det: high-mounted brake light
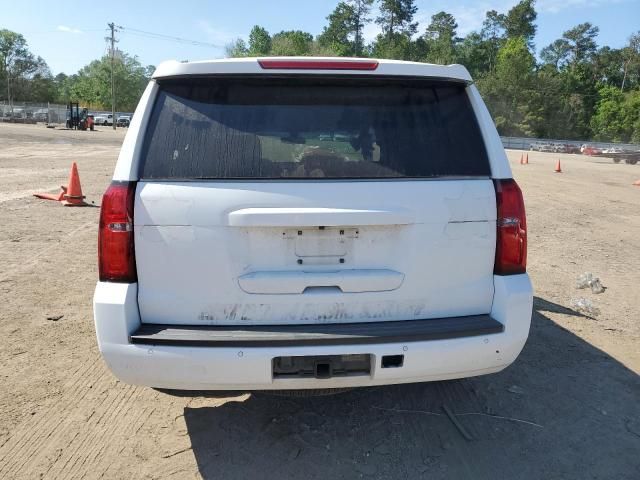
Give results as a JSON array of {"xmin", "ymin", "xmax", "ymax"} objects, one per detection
[
  {"xmin": 494, "ymin": 179, "xmax": 527, "ymax": 275},
  {"xmin": 98, "ymin": 182, "xmax": 137, "ymax": 282},
  {"xmin": 258, "ymin": 59, "xmax": 379, "ymax": 71}
]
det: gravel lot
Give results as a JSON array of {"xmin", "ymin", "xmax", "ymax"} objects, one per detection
[{"xmin": 0, "ymin": 123, "xmax": 638, "ymax": 479}]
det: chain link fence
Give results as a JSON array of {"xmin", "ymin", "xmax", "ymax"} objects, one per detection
[
  {"xmin": 501, "ymin": 136, "xmax": 640, "ymax": 153},
  {"xmin": 0, "ymin": 101, "xmax": 133, "ymax": 127},
  {"xmin": 0, "ymin": 101, "xmax": 67, "ymax": 125}
]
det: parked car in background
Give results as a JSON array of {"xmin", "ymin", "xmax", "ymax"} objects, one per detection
[
  {"xmin": 94, "ymin": 58, "xmax": 533, "ymax": 393},
  {"xmin": 602, "ymin": 147, "xmax": 623, "ymax": 154},
  {"xmin": 539, "ymin": 143, "xmax": 555, "ymax": 152},
  {"xmin": 116, "ymin": 116, "xmax": 131, "ymax": 127},
  {"xmin": 565, "ymin": 144, "xmax": 581, "ymax": 154},
  {"xmin": 94, "ymin": 114, "xmax": 114, "ymax": 126},
  {"xmin": 33, "ymin": 109, "xmax": 49, "ymax": 122},
  {"xmin": 530, "ymin": 142, "xmax": 554, "ymax": 152},
  {"xmin": 9, "ymin": 108, "xmax": 26, "ymax": 119},
  {"xmin": 581, "ymin": 145, "xmax": 602, "ymax": 156}
]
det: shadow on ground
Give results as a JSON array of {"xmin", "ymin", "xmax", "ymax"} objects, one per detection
[{"xmin": 182, "ymin": 297, "xmax": 640, "ymax": 479}]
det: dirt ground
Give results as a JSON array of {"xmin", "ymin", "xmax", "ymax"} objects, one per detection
[{"xmin": 0, "ymin": 122, "xmax": 638, "ymax": 479}]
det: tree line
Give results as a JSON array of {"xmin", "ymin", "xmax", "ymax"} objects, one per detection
[
  {"xmin": 2, "ymin": 0, "xmax": 639, "ymax": 141},
  {"xmin": 226, "ymin": 0, "xmax": 640, "ymax": 143},
  {"xmin": 0, "ymin": 29, "xmax": 153, "ymax": 112}
]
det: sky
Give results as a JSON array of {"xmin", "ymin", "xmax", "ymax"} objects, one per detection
[{"xmin": 3, "ymin": 0, "xmax": 639, "ymax": 75}]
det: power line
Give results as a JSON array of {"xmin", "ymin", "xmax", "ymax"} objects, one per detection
[{"xmin": 119, "ymin": 26, "xmax": 224, "ymax": 49}]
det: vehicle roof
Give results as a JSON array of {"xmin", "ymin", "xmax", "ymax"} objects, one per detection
[{"xmin": 152, "ymin": 57, "xmax": 473, "ymax": 82}]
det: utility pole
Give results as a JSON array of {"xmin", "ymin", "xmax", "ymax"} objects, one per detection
[
  {"xmin": 107, "ymin": 23, "xmax": 117, "ymax": 130},
  {"xmin": 3, "ymin": 57, "xmax": 12, "ymax": 116}
]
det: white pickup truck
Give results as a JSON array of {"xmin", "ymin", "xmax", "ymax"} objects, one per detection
[
  {"xmin": 94, "ymin": 57, "xmax": 532, "ymax": 392},
  {"xmin": 94, "ymin": 113, "xmax": 113, "ymax": 126}
]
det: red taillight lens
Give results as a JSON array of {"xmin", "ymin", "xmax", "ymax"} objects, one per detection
[
  {"xmin": 494, "ymin": 179, "xmax": 527, "ymax": 275},
  {"xmin": 258, "ymin": 59, "xmax": 379, "ymax": 70},
  {"xmin": 98, "ymin": 182, "xmax": 137, "ymax": 282}
]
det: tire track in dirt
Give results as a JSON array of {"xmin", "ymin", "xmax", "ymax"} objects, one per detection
[
  {"xmin": 0, "ymin": 358, "xmax": 106, "ymax": 475},
  {"xmin": 0, "ymin": 355, "xmax": 103, "ymax": 451},
  {"xmin": 0, "ymin": 220, "xmax": 95, "ymax": 281},
  {"xmin": 0, "ymin": 357, "xmax": 157, "ymax": 479},
  {"xmin": 50, "ymin": 384, "xmax": 139, "ymax": 479}
]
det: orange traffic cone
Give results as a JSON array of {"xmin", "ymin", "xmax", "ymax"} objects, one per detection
[
  {"xmin": 554, "ymin": 159, "xmax": 562, "ymax": 173},
  {"xmin": 33, "ymin": 162, "xmax": 88, "ymax": 206},
  {"xmin": 61, "ymin": 163, "xmax": 87, "ymax": 206},
  {"xmin": 33, "ymin": 187, "xmax": 66, "ymax": 202},
  {"xmin": 519, "ymin": 153, "xmax": 524, "ymax": 164},
  {"xmin": 524, "ymin": 153, "xmax": 529, "ymax": 164}
]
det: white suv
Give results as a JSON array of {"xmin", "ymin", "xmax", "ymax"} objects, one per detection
[{"xmin": 94, "ymin": 57, "xmax": 532, "ymax": 391}]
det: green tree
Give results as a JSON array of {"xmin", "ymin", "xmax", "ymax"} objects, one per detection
[
  {"xmin": 541, "ymin": 23, "xmax": 599, "ymax": 70},
  {"xmin": 11, "ymin": 56, "xmax": 55, "ymax": 102},
  {"xmin": 318, "ymin": 2, "xmax": 358, "ymax": 56},
  {"xmin": 270, "ymin": 30, "xmax": 314, "ymax": 56},
  {"xmin": 373, "ymin": 0, "xmax": 417, "ymax": 60},
  {"xmin": 621, "ymin": 32, "xmax": 640, "ymax": 90},
  {"xmin": 540, "ymin": 39, "xmax": 571, "ymax": 69},
  {"xmin": 422, "ymin": 11, "xmax": 458, "ymax": 65},
  {"xmin": 350, "ymin": 0, "xmax": 374, "ymax": 56},
  {"xmin": 225, "ymin": 38, "xmax": 248, "ymax": 58},
  {"xmin": 481, "ymin": 10, "xmax": 506, "ymax": 72},
  {"xmin": 456, "ymin": 32, "xmax": 486, "ymax": 77},
  {"xmin": 531, "ymin": 65, "xmax": 574, "ymax": 138},
  {"xmin": 477, "ymin": 37, "xmax": 538, "ymax": 136},
  {"xmin": 591, "ymin": 86, "xmax": 640, "ymax": 142},
  {"xmin": 0, "ymin": 29, "xmax": 40, "ymax": 104},
  {"xmin": 539, "ymin": 23, "xmax": 601, "ymax": 138},
  {"xmin": 502, "ymin": 0, "xmax": 537, "ymax": 48},
  {"xmin": 372, "ymin": 32, "xmax": 414, "ymax": 60},
  {"xmin": 592, "ymin": 46, "xmax": 625, "ymax": 87},
  {"xmin": 54, "ymin": 73, "xmax": 72, "ymax": 102},
  {"xmin": 456, "ymin": 9, "xmax": 506, "ymax": 77},
  {"xmin": 318, "ymin": 0, "xmax": 374, "ymax": 57},
  {"xmin": 376, "ymin": 0, "xmax": 418, "ymax": 38},
  {"xmin": 70, "ymin": 53, "xmax": 152, "ymax": 111},
  {"xmin": 248, "ymin": 26, "xmax": 271, "ymax": 56},
  {"xmin": 563, "ymin": 22, "xmax": 599, "ymax": 65}
]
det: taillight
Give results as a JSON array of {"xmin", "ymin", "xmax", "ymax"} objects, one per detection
[
  {"xmin": 258, "ymin": 59, "xmax": 379, "ymax": 70},
  {"xmin": 98, "ymin": 182, "xmax": 137, "ymax": 282},
  {"xmin": 494, "ymin": 179, "xmax": 527, "ymax": 275}
]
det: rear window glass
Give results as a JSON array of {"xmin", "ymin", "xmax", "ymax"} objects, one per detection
[{"xmin": 139, "ymin": 76, "xmax": 490, "ymax": 179}]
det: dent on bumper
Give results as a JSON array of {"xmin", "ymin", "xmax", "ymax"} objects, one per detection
[{"xmin": 93, "ymin": 276, "xmax": 532, "ymax": 390}]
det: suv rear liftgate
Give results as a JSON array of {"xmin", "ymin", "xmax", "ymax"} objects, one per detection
[{"xmin": 132, "ymin": 76, "xmax": 498, "ymax": 333}]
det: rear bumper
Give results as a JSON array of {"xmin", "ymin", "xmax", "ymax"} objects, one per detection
[{"xmin": 93, "ymin": 275, "xmax": 532, "ymax": 390}]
